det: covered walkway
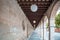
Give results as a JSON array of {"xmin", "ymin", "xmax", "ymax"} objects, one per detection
[{"xmin": 0, "ymin": 0, "xmax": 60, "ymax": 40}]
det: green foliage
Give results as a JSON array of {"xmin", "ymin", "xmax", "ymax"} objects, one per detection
[
  {"xmin": 46, "ymin": 23, "xmax": 48, "ymax": 28},
  {"xmin": 55, "ymin": 12, "xmax": 60, "ymax": 28}
]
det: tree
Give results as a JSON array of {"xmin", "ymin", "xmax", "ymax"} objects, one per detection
[{"xmin": 55, "ymin": 12, "xmax": 60, "ymax": 28}]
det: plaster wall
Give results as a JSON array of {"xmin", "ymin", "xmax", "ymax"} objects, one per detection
[{"xmin": 0, "ymin": 0, "xmax": 34, "ymax": 40}]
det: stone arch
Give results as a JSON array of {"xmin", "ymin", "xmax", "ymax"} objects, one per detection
[
  {"xmin": 44, "ymin": 16, "xmax": 48, "ymax": 27},
  {"xmin": 50, "ymin": 1, "xmax": 60, "ymax": 27},
  {"xmin": 50, "ymin": 1, "xmax": 60, "ymax": 20},
  {"xmin": 45, "ymin": 0, "xmax": 59, "ymax": 19},
  {"xmin": 50, "ymin": 1, "xmax": 60, "ymax": 40}
]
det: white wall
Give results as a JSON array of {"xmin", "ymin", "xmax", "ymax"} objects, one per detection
[{"xmin": 0, "ymin": 0, "xmax": 34, "ymax": 40}]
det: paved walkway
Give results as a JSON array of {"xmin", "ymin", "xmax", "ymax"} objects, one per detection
[
  {"xmin": 28, "ymin": 32, "xmax": 41, "ymax": 40},
  {"xmin": 28, "ymin": 27, "xmax": 60, "ymax": 40}
]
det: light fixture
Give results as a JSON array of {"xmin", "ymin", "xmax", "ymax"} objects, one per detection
[
  {"xmin": 33, "ymin": 20, "xmax": 36, "ymax": 23},
  {"xmin": 31, "ymin": 4, "xmax": 38, "ymax": 12}
]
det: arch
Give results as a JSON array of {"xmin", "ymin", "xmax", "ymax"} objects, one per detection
[
  {"xmin": 50, "ymin": 1, "xmax": 60, "ymax": 40},
  {"xmin": 50, "ymin": 1, "xmax": 60, "ymax": 27},
  {"xmin": 50, "ymin": 1, "xmax": 60, "ymax": 20},
  {"xmin": 44, "ymin": 16, "xmax": 48, "ymax": 26}
]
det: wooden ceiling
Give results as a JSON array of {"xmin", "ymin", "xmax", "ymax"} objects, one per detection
[{"xmin": 17, "ymin": 0, "xmax": 54, "ymax": 28}]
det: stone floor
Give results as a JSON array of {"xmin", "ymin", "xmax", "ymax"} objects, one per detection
[
  {"xmin": 28, "ymin": 27, "xmax": 60, "ymax": 40},
  {"xmin": 28, "ymin": 32, "xmax": 41, "ymax": 40}
]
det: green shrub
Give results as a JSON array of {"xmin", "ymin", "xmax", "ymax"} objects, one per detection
[{"xmin": 55, "ymin": 12, "xmax": 60, "ymax": 28}]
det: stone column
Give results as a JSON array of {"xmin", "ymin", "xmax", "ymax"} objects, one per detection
[
  {"xmin": 27, "ymin": 24, "xmax": 28, "ymax": 38},
  {"xmin": 50, "ymin": 18, "xmax": 55, "ymax": 40},
  {"xmin": 48, "ymin": 17, "xmax": 50, "ymax": 40},
  {"xmin": 42, "ymin": 18, "xmax": 44, "ymax": 40},
  {"xmin": 40, "ymin": 21, "xmax": 43, "ymax": 40}
]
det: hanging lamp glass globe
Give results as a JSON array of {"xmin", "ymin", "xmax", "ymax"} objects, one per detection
[{"xmin": 31, "ymin": 4, "xmax": 38, "ymax": 12}]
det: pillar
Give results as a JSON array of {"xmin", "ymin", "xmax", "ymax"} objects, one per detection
[
  {"xmin": 50, "ymin": 18, "xmax": 55, "ymax": 40},
  {"xmin": 27, "ymin": 24, "xmax": 28, "ymax": 38},
  {"xmin": 48, "ymin": 17, "xmax": 50, "ymax": 40},
  {"xmin": 42, "ymin": 18, "xmax": 44, "ymax": 40}
]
